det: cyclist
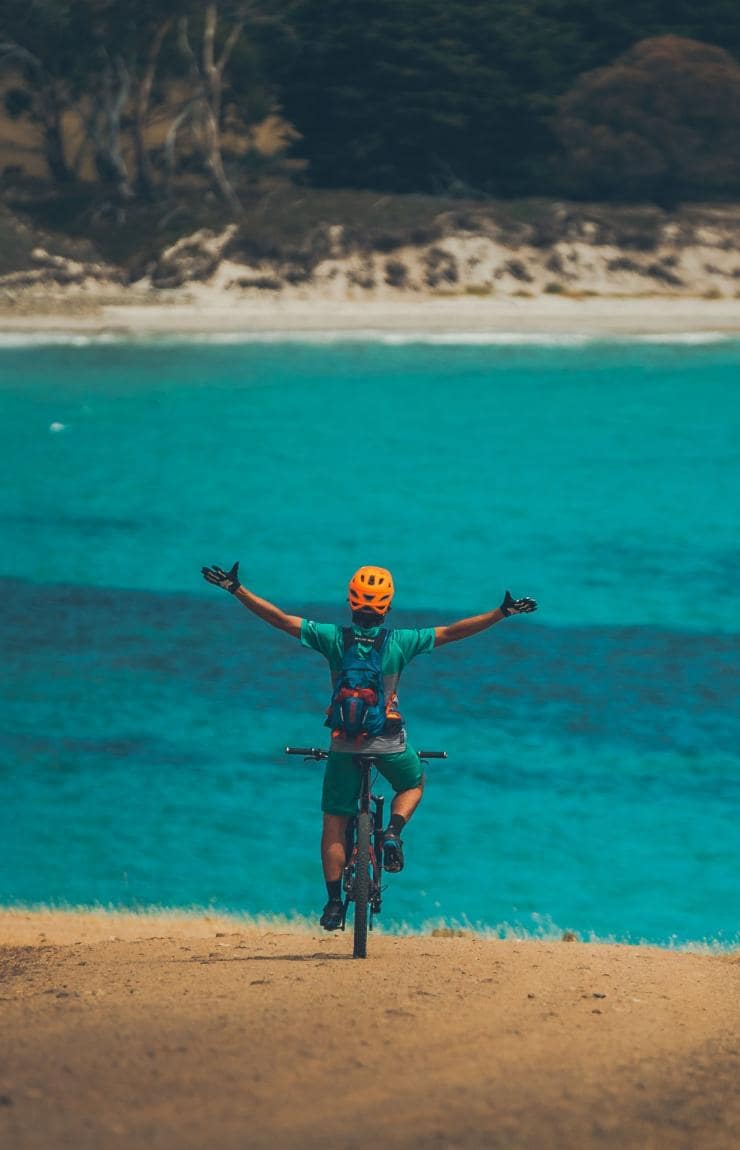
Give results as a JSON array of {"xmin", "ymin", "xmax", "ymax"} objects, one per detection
[{"xmin": 201, "ymin": 561, "xmax": 537, "ymax": 930}]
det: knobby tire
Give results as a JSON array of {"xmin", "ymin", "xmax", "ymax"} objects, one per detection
[{"xmin": 353, "ymin": 811, "xmax": 371, "ymax": 959}]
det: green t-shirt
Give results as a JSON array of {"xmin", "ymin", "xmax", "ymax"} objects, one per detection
[
  {"xmin": 300, "ymin": 620, "xmax": 435, "ymax": 690},
  {"xmin": 300, "ymin": 620, "xmax": 436, "ymax": 752}
]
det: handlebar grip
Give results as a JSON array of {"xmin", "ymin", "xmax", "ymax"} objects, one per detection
[{"xmin": 417, "ymin": 750, "xmax": 447, "ymax": 759}]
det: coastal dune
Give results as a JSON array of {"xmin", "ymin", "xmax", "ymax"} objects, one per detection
[{"xmin": 1, "ymin": 910, "xmax": 738, "ymax": 1149}]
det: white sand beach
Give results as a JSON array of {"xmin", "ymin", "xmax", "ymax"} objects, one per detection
[{"xmin": 1, "ymin": 290, "xmax": 739, "ymax": 340}]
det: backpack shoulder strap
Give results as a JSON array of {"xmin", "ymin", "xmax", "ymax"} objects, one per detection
[
  {"xmin": 373, "ymin": 628, "xmax": 388, "ymax": 653},
  {"xmin": 342, "ymin": 627, "xmax": 356, "ymax": 653}
]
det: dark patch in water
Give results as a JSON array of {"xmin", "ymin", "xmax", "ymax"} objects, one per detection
[
  {"xmin": 0, "ymin": 513, "xmax": 152, "ymax": 533},
  {"xmin": 2, "ymin": 582, "xmax": 737, "ymax": 765}
]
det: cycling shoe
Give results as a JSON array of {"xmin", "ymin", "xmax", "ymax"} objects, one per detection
[
  {"xmin": 382, "ymin": 829, "xmax": 405, "ymax": 873},
  {"xmin": 319, "ymin": 898, "xmax": 344, "ymax": 931}
]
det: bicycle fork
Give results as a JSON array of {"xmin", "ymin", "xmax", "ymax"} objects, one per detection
[{"xmin": 340, "ymin": 793, "xmax": 385, "ymax": 931}]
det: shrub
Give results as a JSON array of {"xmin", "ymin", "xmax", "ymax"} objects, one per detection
[
  {"xmin": 236, "ymin": 275, "xmax": 283, "ymax": 290},
  {"xmin": 424, "ymin": 247, "xmax": 459, "ymax": 288},
  {"xmin": 347, "ymin": 261, "xmax": 376, "ymax": 289},
  {"xmin": 409, "ymin": 224, "xmax": 443, "ymax": 247},
  {"xmin": 504, "ymin": 258, "xmax": 534, "ymax": 283},
  {"xmin": 372, "ymin": 233, "xmax": 405, "ymax": 253},
  {"xmin": 384, "ymin": 258, "xmax": 408, "ymax": 288},
  {"xmin": 646, "ymin": 262, "xmax": 683, "ymax": 286},
  {"xmin": 555, "ymin": 36, "xmax": 740, "ymax": 203},
  {"xmin": 607, "ymin": 256, "xmax": 641, "ymax": 273},
  {"xmin": 283, "ymin": 265, "xmax": 313, "ymax": 285}
]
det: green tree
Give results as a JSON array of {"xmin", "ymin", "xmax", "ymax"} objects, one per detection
[
  {"xmin": 280, "ymin": 0, "xmax": 740, "ymax": 195},
  {"xmin": 555, "ymin": 35, "xmax": 740, "ymax": 203},
  {"xmin": 538, "ymin": 0, "xmax": 740, "ymax": 67},
  {"xmin": 281, "ymin": 0, "xmax": 562, "ymax": 193}
]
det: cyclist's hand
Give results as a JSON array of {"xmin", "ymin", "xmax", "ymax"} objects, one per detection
[
  {"xmin": 202, "ymin": 561, "xmax": 241, "ymax": 594},
  {"xmin": 500, "ymin": 589, "xmax": 537, "ymax": 616}
]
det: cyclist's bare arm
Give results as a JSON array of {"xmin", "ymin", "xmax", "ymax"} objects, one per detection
[
  {"xmin": 201, "ymin": 561, "xmax": 302, "ymax": 638},
  {"xmin": 434, "ymin": 590, "xmax": 537, "ymax": 647},
  {"xmin": 233, "ymin": 586, "xmax": 302, "ymax": 636}
]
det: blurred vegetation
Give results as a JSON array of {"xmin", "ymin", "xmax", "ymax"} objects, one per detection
[
  {"xmin": 555, "ymin": 36, "xmax": 740, "ymax": 206},
  {"xmin": 8, "ymin": 182, "xmax": 496, "ymax": 275},
  {"xmin": 0, "ymin": 203, "xmax": 37, "ymax": 273},
  {"xmin": 2, "ymin": 0, "xmax": 740, "ymax": 249},
  {"xmin": 282, "ymin": 0, "xmax": 740, "ymax": 198}
]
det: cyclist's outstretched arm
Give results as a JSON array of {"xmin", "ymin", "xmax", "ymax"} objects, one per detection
[
  {"xmin": 434, "ymin": 590, "xmax": 537, "ymax": 647},
  {"xmin": 201, "ymin": 561, "xmax": 302, "ymax": 637}
]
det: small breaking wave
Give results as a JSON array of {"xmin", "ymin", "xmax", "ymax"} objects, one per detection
[
  {"xmin": 0, "ymin": 332, "xmax": 129, "ymax": 348},
  {"xmin": 0, "ymin": 328, "xmax": 735, "ymax": 349},
  {"xmin": 633, "ymin": 332, "xmax": 730, "ymax": 345},
  {"xmin": 378, "ymin": 331, "xmax": 596, "ymax": 346}
]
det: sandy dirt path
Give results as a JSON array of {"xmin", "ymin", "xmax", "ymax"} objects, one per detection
[{"xmin": 1, "ymin": 911, "xmax": 739, "ymax": 1150}]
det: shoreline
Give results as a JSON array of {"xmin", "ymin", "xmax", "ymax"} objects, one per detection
[
  {"xmin": 0, "ymin": 905, "xmax": 737, "ymax": 952},
  {"xmin": 1, "ymin": 292, "xmax": 740, "ymax": 339},
  {"xmin": 2, "ymin": 908, "xmax": 739, "ymax": 1149}
]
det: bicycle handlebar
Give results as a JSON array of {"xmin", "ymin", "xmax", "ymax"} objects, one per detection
[{"xmin": 285, "ymin": 746, "xmax": 447, "ymax": 761}]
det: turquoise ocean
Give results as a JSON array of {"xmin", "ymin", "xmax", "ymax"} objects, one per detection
[{"xmin": 1, "ymin": 331, "xmax": 738, "ymax": 946}]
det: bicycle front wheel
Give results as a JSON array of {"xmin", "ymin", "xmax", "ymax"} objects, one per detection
[{"xmin": 352, "ymin": 811, "xmax": 371, "ymax": 959}]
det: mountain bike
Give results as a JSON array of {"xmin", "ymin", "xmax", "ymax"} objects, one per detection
[{"xmin": 285, "ymin": 746, "xmax": 447, "ymax": 959}]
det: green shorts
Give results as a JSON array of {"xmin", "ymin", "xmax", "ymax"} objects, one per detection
[{"xmin": 321, "ymin": 743, "xmax": 425, "ymax": 815}]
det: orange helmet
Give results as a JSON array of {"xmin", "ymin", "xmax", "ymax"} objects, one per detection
[{"xmin": 348, "ymin": 566, "xmax": 395, "ymax": 615}]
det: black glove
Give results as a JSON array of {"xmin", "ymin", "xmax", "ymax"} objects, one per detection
[
  {"xmin": 500, "ymin": 589, "xmax": 537, "ymax": 617},
  {"xmin": 202, "ymin": 561, "xmax": 241, "ymax": 594}
]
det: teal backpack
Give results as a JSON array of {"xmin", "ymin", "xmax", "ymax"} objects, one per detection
[{"xmin": 325, "ymin": 628, "xmax": 390, "ymax": 740}]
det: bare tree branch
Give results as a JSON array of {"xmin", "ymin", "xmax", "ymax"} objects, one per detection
[
  {"xmin": 164, "ymin": 100, "xmax": 197, "ymax": 191},
  {"xmin": 92, "ymin": 51, "xmax": 133, "ymax": 198},
  {"xmin": 134, "ymin": 17, "xmax": 173, "ymax": 199},
  {"xmin": 174, "ymin": 4, "xmax": 247, "ymax": 210}
]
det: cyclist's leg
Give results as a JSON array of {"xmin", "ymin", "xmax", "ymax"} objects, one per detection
[
  {"xmin": 320, "ymin": 751, "xmax": 361, "ymax": 880},
  {"xmin": 390, "ymin": 780, "xmax": 424, "ymax": 821},
  {"xmin": 377, "ymin": 742, "xmax": 425, "ymax": 818},
  {"xmin": 320, "ymin": 752, "xmax": 362, "ymax": 930},
  {"xmin": 376, "ymin": 743, "xmax": 425, "ymax": 872},
  {"xmin": 321, "ymin": 816, "xmax": 349, "ymax": 881}
]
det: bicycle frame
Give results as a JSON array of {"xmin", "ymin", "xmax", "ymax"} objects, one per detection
[
  {"xmin": 340, "ymin": 755, "xmax": 385, "ymax": 954},
  {"xmin": 285, "ymin": 745, "xmax": 447, "ymax": 958}
]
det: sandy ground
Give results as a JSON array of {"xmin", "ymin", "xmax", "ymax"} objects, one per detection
[
  {"xmin": 1, "ymin": 288, "xmax": 740, "ymax": 338},
  {"xmin": 1, "ymin": 910, "xmax": 738, "ymax": 1150}
]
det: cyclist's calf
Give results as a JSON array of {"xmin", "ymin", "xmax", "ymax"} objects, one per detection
[
  {"xmin": 321, "ymin": 813, "xmax": 351, "ymax": 882},
  {"xmin": 390, "ymin": 780, "xmax": 425, "ymax": 823}
]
